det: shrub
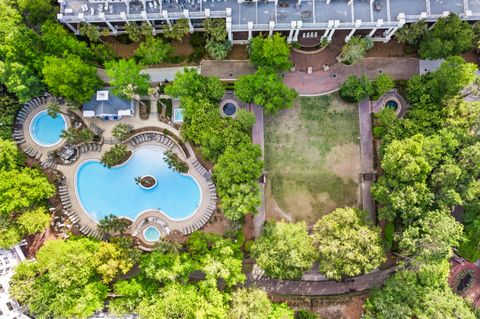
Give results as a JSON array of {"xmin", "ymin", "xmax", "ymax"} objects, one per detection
[
  {"xmin": 134, "ymin": 37, "xmax": 172, "ymax": 65},
  {"xmin": 339, "ymin": 75, "xmax": 374, "ymax": 102},
  {"xmin": 60, "ymin": 127, "xmax": 93, "ymax": 144},
  {"xmin": 205, "ymin": 39, "xmax": 232, "ymax": 60},
  {"xmin": 372, "ymin": 73, "xmax": 395, "ymax": 100},
  {"xmin": 101, "ymin": 144, "xmax": 130, "ymax": 168},
  {"xmin": 163, "ymin": 150, "xmax": 188, "ymax": 173},
  {"xmin": 112, "ymin": 123, "xmax": 133, "ymax": 141},
  {"xmin": 339, "ymin": 36, "xmax": 373, "ymax": 65}
]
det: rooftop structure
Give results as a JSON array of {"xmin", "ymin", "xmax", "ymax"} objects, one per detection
[
  {"xmin": 82, "ymin": 87, "xmax": 134, "ymax": 120},
  {"xmin": 58, "ymin": 0, "xmax": 480, "ymax": 43},
  {"xmin": 0, "ymin": 246, "xmax": 30, "ymax": 319}
]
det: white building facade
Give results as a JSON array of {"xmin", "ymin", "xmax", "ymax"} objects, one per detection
[{"xmin": 57, "ymin": 0, "xmax": 480, "ymax": 43}]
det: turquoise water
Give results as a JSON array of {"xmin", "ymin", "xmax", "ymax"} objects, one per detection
[
  {"xmin": 76, "ymin": 146, "xmax": 201, "ymax": 221},
  {"xmin": 173, "ymin": 109, "xmax": 184, "ymax": 122},
  {"xmin": 144, "ymin": 226, "xmax": 161, "ymax": 242},
  {"xmin": 29, "ymin": 110, "xmax": 66, "ymax": 147}
]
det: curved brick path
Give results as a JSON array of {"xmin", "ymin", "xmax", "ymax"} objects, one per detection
[
  {"xmin": 284, "ymin": 57, "xmax": 419, "ymax": 96},
  {"xmin": 247, "ymin": 267, "xmax": 396, "ymax": 296}
]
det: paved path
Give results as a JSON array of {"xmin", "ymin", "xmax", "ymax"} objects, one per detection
[
  {"xmin": 358, "ymin": 99, "xmax": 376, "ymax": 222},
  {"xmin": 247, "ymin": 267, "xmax": 396, "ymax": 296},
  {"xmin": 283, "ymin": 57, "xmax": 419, "ymax": 96}
]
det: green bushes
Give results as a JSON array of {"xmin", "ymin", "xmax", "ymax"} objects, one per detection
[
  {"xmin": 111, "ymin": 123, "xmax": 133, "ymax": 141},
  {"xmin": 339, "ymin": 73, "xmax": 395, "ymax": 102},
  {"xmin": 339, "ymin": 36, "xmax": 373, "ymax": 65},
  {"xmin": 134, "ymin": 37, "xmax": 172, "ymax": 65},
  {"xmin": 163, "ymin": 150, "xmax": 189, "ymax": 173},
  {"xmin": 0, "ymin": 92, "xmax": 21, "ymax": 140},
  {"xmin": 206, "ymin": 39, "xmax": 232, "ymax": 60},
  {"xmin": 60, "ymin": 127, "xmax": 94, "ymax": 144},
  {"xmin": 101, "ymin": 144, "xmax": 130, "ymax": 168}
]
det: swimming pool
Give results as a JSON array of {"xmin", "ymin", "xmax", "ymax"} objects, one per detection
[
  {"xmin": 75, "ymin": 146, "xmax": 201, "ymax": 222},
  {"xmin": 29, "ymin": 110, "xmax": 66, "ymax": 147},
  {"xmin": 143, "ymin": 226, "xmax": 161, "ymax": 242},
  {"xmin": 173, "ymin": 109, "xmax": 184, "ymax": 122}
]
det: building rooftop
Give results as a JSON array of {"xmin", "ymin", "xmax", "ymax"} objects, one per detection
[
  {"xmin": 82, "ymin": 87, "xmax": 133, "ymax": 117},
  {"xmin": 58, "ymin": 0, "xmax": 480, "ymax": 31}
]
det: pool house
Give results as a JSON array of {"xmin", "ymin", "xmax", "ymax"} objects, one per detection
[{"xmin": 82, "ymin": 88, "xmax": 134, "ymax": 120}]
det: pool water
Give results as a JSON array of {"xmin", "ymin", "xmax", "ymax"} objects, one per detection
[
  {"xmin": 173, "ymin": 109, "xmax": 184, "ymax": 122},
  {"xmin": 29, "ymin": 110, "xmax": 66, "ymax": 147},
  {"xmin": 144, "ymin": 226, "xmax": 161, "ymax": 242},
  {"xmin": 76, "ymin": 146, "xmax": 201, "ymax": 221},
  {"xmin": 223, "ymin": 103, "xmax": 237, "ymax": 116},
  {"xmin": 385, "ymin": 100, "xmax": 399, "ymax": 111}
]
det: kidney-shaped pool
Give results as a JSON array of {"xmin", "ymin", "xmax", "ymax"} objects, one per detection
[{"xmin": 75, "ymin": 146, "xmax": 202, "ymax": 222}]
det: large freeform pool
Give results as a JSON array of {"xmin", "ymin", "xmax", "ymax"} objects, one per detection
[
  {"xmin": 75, "ymin": 146, "xmax": 201, "ymax": 221},
  {"xmin": 29, "ymin": 110, "xmax": 66, "ymax": 147}
]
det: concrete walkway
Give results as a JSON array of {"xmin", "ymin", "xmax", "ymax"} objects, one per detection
[
  {"xmin": 247, "ymin": 266, "xmax": 396, "ymax": 296},
  {"xmin": 358, "ymin": 99, "xmax": 376, "ymax": 222}
]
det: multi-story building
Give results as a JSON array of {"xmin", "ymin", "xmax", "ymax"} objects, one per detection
[
  {"xmin": 0, "ymin": 246, "xmax": 30, "ymax": 319},
  {"xmin": 57, "ymin": 0, "xmax": 480, "ymax": 43}
]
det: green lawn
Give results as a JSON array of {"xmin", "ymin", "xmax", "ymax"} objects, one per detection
[{"xmin": 264, "ymin": 94, "xmax": 361, "ymax": 224}]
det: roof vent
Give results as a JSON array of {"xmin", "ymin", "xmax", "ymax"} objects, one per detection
[{"xmin": 96, "ymin": 90, "xmax": 109, "ymax": 101}]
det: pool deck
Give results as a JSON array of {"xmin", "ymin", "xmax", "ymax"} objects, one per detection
[{"xmin": 15, "ymin": 96, "xmax": 216, "ymax": 242}]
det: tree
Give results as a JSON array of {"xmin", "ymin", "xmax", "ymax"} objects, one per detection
[
  {"xmin": 17, "ymin": 207, "xmax": 51, "ymax": 235},
  {"xmin": 339, "ymin": 36, "xmax": 373, "ymax": 65},
  {"xmin": 111, "ymin": 123, "xmax": 133, "ymax": 141},
  {"xmin": 98, "ymin": 214, "xmax": 130, "ymax": 235},
  {"xmin": 0, "ymin": 139, "xmax": 23, "ymax": 170},
  {"xmin": 214, "ymin": 142, "xmax": 263, "ymax": 193},
  {"xmin": 60, "ymin": 127, "xmax": 93, "ymax": 144},
  {"xmin": 206, "ymin": 39, "xmax": 232, "ymax": 60},
  {"xmin": 339, "ymin": 75, "xmax": 373, "ymax": 103},
  {"xmin": 101, "ymin": 144, "xmax": 130, "ymax": 168},
  {"xmin": 312, "ymin": 207, "xmax": 385, "ymax": 280},
  {"xmin": 372, "ymin": 73, "xmax": 395, "ymax": 100},
  {"xmin": 42, "ymin": 55, "xmax": 101, "ymax": 104},
  {"xmin": 16, "ymin": 0, "xmax": 55, "ymax": 27},
  {"xmin": 163, "ymin": 150, "xmax": 189, "ymax": 173},
  {"xmin": 230, "ymin": 288, "xmax": 272, "ymax": 319},
  {"xmin": 0, "ymin": 168, "xmax": 55, "ymax": 216},
  {"xmin": 0, "ymin": 93, "xmax": 22, "ymax": 139},
  {"xmin": 94, "ymin": 242, "xmax": 134, "ymax": 283},
  {"xmin": 134, "ymin": 37, "xmax": 172, "ymax": 65},
  {"xmin": 249, "ymin": 33, "xmax": 292, "ymax": 71},
  {"xmin": 165, "ymin": 68, "xmax": 225, "ymax": 102},
  {"xmin": 458, "ymin": 219, "xmax": 480, "ymax": 261},
  {"xmin": 203, "ymin": 18, "xmax": 227, "ymax": 42},
  {"xmin": 105, "ymin": 59, "xmax": 151, "ymax": 98},
  {"xmin": 220, "ymin": 182, "xmax": 261, "ymax": 221},
  {"xmin": 398, "ymin": 210, "xmax": 463, "ymax": 263},
  {"xmin": 0, "ymin": 61, "xmax": 44, "ymax": 103},
  {"xmin": 47, "ymin": 102, "xmax": 61, "ymax": 118},
  {"xmin": 395, "ymin": 20, "xmax": 428, "ymax": 46},
  {"xmin": 162, "ymin": 18, "xmax": 190, "ymax": 42},
  {"xmin": 80, "ymin": 22, "xmax": 101, "ymax": 43},
  {"xmin": 251, "ymin": 221, "xmax": 317, "ymax": 279},
  {"xmin": 235, "ymin": 109, "xmax": 256, "ymax": 131},
  {"xmin": 363, "ymin": 262, "xmax": 476, "ymax": 319},
  {"xmin": 9, "ymin": 239, "xmax": 111, "ymax": 319},
  {"xmin": 418, "ymin": 13, "xmax": 474, "ymax": 59},
  {"xmin": 234, "ymin": 67, "xmax": 297, "ymax": 114},
  {"xmin": 125, "ymin": 22, "xmax": 153, "ymax": 42}
]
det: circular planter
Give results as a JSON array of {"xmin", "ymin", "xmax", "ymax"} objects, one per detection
[
  {"xmin": 138, "ymin": 175, "xmax": 157, "ymax": 189},
  {"xmin": 220, "ymin": 99, "xmax": 239, "ymax": 118}
]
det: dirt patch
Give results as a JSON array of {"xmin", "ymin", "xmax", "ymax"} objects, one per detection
[
  {"xmin": 227, "ymin": 45, "xmax": 248, "ymax": 60},
  {"xmin": 325, "ymin": 143, "xmax": 361, "ymax": 183},
  {"xmin": 103, "ymin": 37, "xmax": 139, "ymax": 59},
  {"xmin": 366, "ymin": 41, "xmax": 418, "ymax": 58}
]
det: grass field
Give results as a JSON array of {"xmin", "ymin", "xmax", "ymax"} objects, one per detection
[{"xmin": 264, "ymin": 94, "xmax": 361, "ymax": 225}]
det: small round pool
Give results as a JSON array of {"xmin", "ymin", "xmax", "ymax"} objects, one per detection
[
  {"xmin": 143, "ymin": 226, "xmax": 161, "ymax": 242},
  {"xmin": 222, "ymin": 102, "xmax": 238, "ymax": 116},
  {"xmin": 385, "ymin": 100, "xmax": 399, "ymax": 111},
  {"xmin": 29, "ymin": 110, "xmax": 66, "ymax": 147}
]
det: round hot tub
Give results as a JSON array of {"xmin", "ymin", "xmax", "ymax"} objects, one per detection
[
  {"xmin": 222, "ymin": 102, "xmax": 238, "ymax": 117},
  {"xmin": 143, "ymin": 226, "xmax": 161, "ymax": 242},
  {"xmin": 385, "ymin": 99, "xmax": 399, "ymax": 111}
]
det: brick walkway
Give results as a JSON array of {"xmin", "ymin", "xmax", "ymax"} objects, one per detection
[{"xmin": 283, "ymin": 57, "xmax": 419, "ymax": 96}]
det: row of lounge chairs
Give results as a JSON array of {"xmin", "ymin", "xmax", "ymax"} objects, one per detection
[
  {"xmin": 77, "ymin": 143, "xmax": 102, "ymax": 154},
  {"xmin": 182, "ymin": 203, "xmax": 216, "ymax": 235},
  {"xmin": 129, "ymin": 132, "xmax": 176, "ymax": 150},
  {"xmin": 191, "ymin": 159, "xmax": 209, "ymax": 178},
  {"xmin": 21, "ymin": 145, "xmax": 42, "ymax": 160},
  {"xmin": 59, "ymin": 184, "xmax": 102, "ymax": 239},
  {"xmin": 41, "ymin": 159, "xmax": 57, "ymax": 170}
]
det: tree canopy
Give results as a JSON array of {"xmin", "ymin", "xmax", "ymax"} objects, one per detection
[
  {"xmin": 105, "ymin": 59, "xmax": 151, "ymax": 98},
  {"xmin": 312, "ymin": 207, "xmax": 385, "ymax": 280},
  {"xmin": 249, "ymin": 33, "xmax": 292, "ymax": 71},
  {"xmin": 251, "ymin": 221, "xmax": 317, "ymax": 279}
]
